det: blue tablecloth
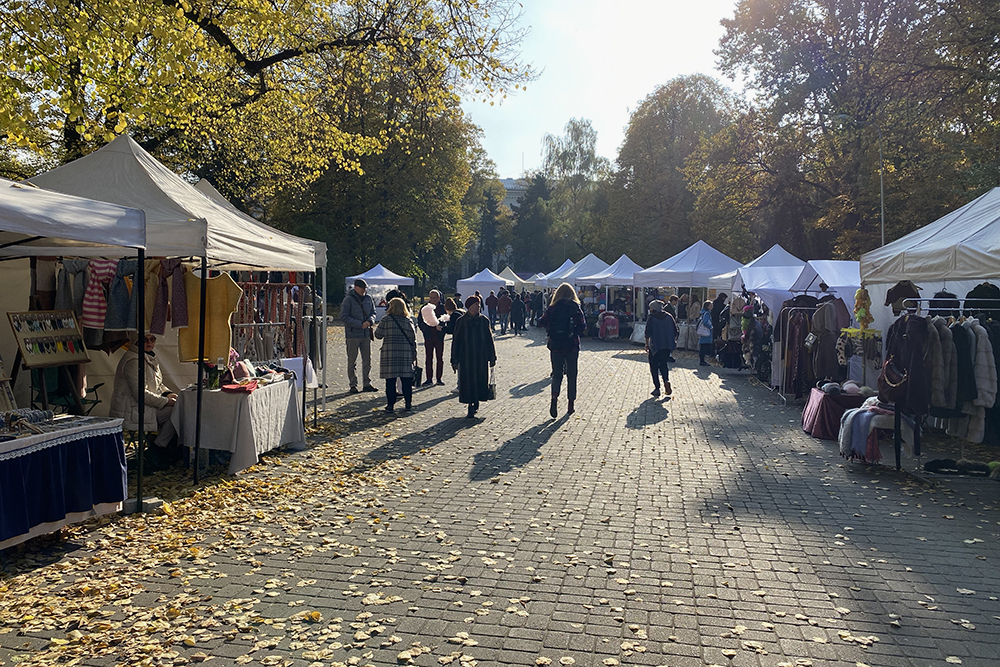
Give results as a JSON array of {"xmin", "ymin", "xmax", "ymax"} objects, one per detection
[{"xmin": 0, "ymin": 418, "xmax": 126, "ymax": 550}]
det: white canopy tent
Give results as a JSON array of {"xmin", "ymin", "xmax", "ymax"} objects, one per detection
[
  {"xmin": 577, "ymin": 254, "xmax": 645, "ymax": 286},
  {"xmin": 730, "ymin": 245, "xmax": 806, "ymax": 315},
  {"xmin": 347, "ymin": 264, "xmax": 415, "ymax": 289},
  {"xmin": 634, "ymin": 240, "xmax": 742, "ymax": 287},
  {"xmin": 790, "ymin": 260, "xmax": 861, "ymax": 318},
  {"xmin": 456, "ymin": 268, "xmax": 511, "ymax": 299},
  {"xmin": 534, "ymin": 259, "xmax": 575, "ymax": 288},
  {"xmin": 29, "ymin": 135, "xmax": 315, "ymax": 271},
  {"xmin": 560, "ymin": 253, "xmax": 610, "ymax": 286},
  {"xmin": 861, "ymin": 187, "xmax": 1000, "ymax": 337},
  {"xmin": 498, "ymin": 266, "xmax": 532, "ymax": 291}
]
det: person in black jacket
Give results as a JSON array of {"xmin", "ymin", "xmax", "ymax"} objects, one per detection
[
  {"xmin": 539, "ymin": 282, "xmax": 587, "ymax": 418},
  {"xmin": 712, "ymin": 292, "xmax": 728, "ymax": 341},
  {"xmin": 451, "ymin": 296, "xmax": 496, "ymax": 418},
  {"xmin": 511, "ymin": 292, "xmax": 527, "ymax": 335}
]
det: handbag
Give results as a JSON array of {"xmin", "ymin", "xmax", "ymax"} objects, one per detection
[
  {"xmin": 487, "ymin": 365, "xmax": 496, "ymax": 400},
  {"xmin": 696, "ymin": 320, "xmax": 712, "ymax": 338},
  {"xmin": 876, "ymin": 355, "xmax": 908, "ymax": 404},
  {"xmin": 389, "ymin": 315, "xmax": 422, "ymax": 382}
]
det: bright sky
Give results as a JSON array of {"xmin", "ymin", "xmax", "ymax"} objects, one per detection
[{"xmin": 461, "ymin": 0, "xmax": 743, "ymax": 178}]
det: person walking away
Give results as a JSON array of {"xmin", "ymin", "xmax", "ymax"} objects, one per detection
[
  {"xmin": 451, "ymin": 296, "xmax": 496, "ymax": 418},
  {"xmin": 698, "ymin": 300, "xmax": 715, "ymax": 367},
  {"xmin": 497, "ymin": 289, "xmax": 513, "ymax": 335},
  {"xmin": 539, "ymin": 282, "xmax": 587, "ymax": 418},
  {"xmin": 374, "ymin": 297, "xmax": 417, "ymax": 412},
  {"xmin": 531, "ymin": 290, "xmax": 543, "ymax": 326},
  {"xmin": 341, "ymin": 278, "xmax": 378, "ymax": 393},
  {"xmin": 485, "ymin": 290, "xmax": 499, "ymax": 330},
  {"xmin": 418, "ymin": 289, "xmax": 446, "ymax": 386},
  {"xmin": 712, "ymin": 292, "xmax": 728, "ymax": 341},
  {"xmin": 665, "ymin": 295, "xmax": 680, "ymax": 362},
  {"xmin": 511, "ymin": 292, "xmax": 527, "ymax": 336},
  {"xmin": 645, "ymin": 300, "xmax": 678, "ymax": 398}
]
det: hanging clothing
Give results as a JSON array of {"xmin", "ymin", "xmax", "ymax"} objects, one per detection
[
  {"xmin": 884, "ymin": 280, "xmax": 921, "ymax": 315},
  {"xmin": 964, "ymin": 282, "xmax": 1000, "ymax": 321},
  {"xmin": 80, "ymin": 258, "xmax": 119, "ymax": 345},
  {"xmin": 54, "ymin": 259, "xmax": 89, "ymax": 317},
  {"xmin": 104, "ymin": 258, "xmax": 140, "ymax": 331},
  {"xmin": 785, "ymin": 311, "xmax": 812, "ymax": 398},
  {"xmin": 149, "ymin": 259, "xmax": 189, "ymax": 334},
  {"xmin": 178, "ymin": 272, "xmax": 244, "ymax": 363},
  {"xmin": 928, "ymin": 291, "xmax": 960, "ymax": 319},
  {"xmin": 884, "ymin": 314, "xmax": 931, "ymax": 416},
  {"xmin": 811, "ymin": 296, "xmax": 851, "ymax": 381}
]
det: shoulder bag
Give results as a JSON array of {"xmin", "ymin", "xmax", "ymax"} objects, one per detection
[
  {"xmin": 876, "ymin": 355, "xmax": 908, "ymax": 404},
  {"xmin": 390, "ymin": 315, "xmax": 422, "ymax": 385}
]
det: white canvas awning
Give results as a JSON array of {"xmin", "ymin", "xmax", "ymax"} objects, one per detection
[
  {"xmin": 195, "ymin": 179, "xmax": 326, "ymax": 270},
  {"xmin": 535, "ymin": 259, "xmax": 575, "ymax": 288},
  {"xmin": 560, "ymin": 253, "xmax": 610, "ymax": 286},
  {"xmin": 790, "ymin": 260, "xmax": 860, "ymax": 308},
  {"xmin": 861, "ymin": 187, "xmax": 1000, "ymax": 284},
  {"xmin": 497, "ymin": 266, "xmax": 533, "ymax": 291},
  {"xmin": 456, "ymin": 268, "xmax": 510, "ymax": 298},
  {"xmin": 0, "ymin": 179, "xmax": 145, "ymax": 255},
  {"xmin": 347, "ymin": 264, "xmax": 415, "ymax": 287},
  {"xmin": 576, "ymin": 254, "xmax": 645, "ymax": 286},
  {"xmin": 28, "ymin": 135, "xmax": 315, "ymax": 271},
  {"xmin": 634, "ymin": 240, "xmax": 742, "ymax": 287}
]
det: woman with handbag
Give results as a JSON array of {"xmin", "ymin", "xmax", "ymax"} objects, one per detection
[
  {"xmin": 374, "ymin": 297, "xmax": 418, "ymax": 412},
  {"xmin": 698, "ymin": 300, "xmax": 715, "ymax": 367},
  {"xmin": 451, "ymin": 296, "xmax": 496, "ymax": 418}
]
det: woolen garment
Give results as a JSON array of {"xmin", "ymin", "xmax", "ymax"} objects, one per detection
[
  {"xmin": 54, "ymin": 259, "xmax": 89, "ymax": 317},
  {"xmin": 810, "ymin": 297, "xmax": 850, "ymax": 381},
  {"xmin": 698, "ymin": 309, "xmax": 714, "ymax": 345},
  {"xmin": 924, "ymin": 317, "xmax": 946, "ymax": 409},
  {"xmin": 81, "ymin": 259, "xmax": 119, "ymax": 330},
  {"xmin": 645, "ymin": 311, "xmax": 678, "ymax": 356},
  {"xmin": 374, "ymin": 314, "xmax": 417, "ymax": 379},
  {"xmin": 950, "ymin": 321, "xmax": 979, "ymax": 405},
  {"xmin": 178, "ymin": 272, "xmax": 243, "ymax": 363},
  {"xmin": 341, "ymin": 290, "xmax": 376, "ymax": 339},
  {"xmin": 109, "ymin": 348, "xmax": 172, "ymax": 432},
  {"xmin": 983, "ymin": 320, "xmax": 1000, "ymax": 446},
  {"xmin": 539, "ymin": 299, "xmax": 587, "ymax": 353},
  {"xmin": 931, "ymin": 316, "xmax": 958, "ymax": 409},
  {"xmin": 150, "ymin": 258, "xmax": 188, "ymax": 334},
  {"xmin": 967, "ymin": 320, "xmax": 997, "ymax": 410},
  {"xmin": 451, "ymin": 312, "xmax": 496, "ymax": 405},
  {"xmin": 964, "ymin": 282, "xmax": 1000, "ymax": 321}
]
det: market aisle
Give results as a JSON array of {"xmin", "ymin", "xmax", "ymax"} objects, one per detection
[{"xmin": 2, "ymin": 323, "xmax": 999, "ymax": 667}]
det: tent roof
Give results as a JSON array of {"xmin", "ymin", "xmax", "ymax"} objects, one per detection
[
  {"xmin": 790, "ymin": 260, "xmax": 860, "ymax": 294},
  {"xmin": 745, "ymin": 244, "xmax": 804, "ymax": 268},
  {"xmin": 861, "ymin": 187, "xmax": 1000, "ymax": 284},
  {"xmin": 456, "ymin": 268, "xmax": 511, "ymax": 297},
  {"xmin": 29, "ymin": 135, "xmax": 314, "ymax": 271},
  {"xmin": 498, "ymin": 266, "xmax": 532, "ymax": 288},
  {"xmin": 560, "ymin": 253, "xmax": 611, "ymax": 286},
  {"xmin": 195, "ymin": 179, "xmax": 326, "ymax": 270},
  {"xmin": 576, "ymin": 254, "xmax": 645, "ymax": 286},
  {"xmin": 535, "ymin": 259, "xmax": 575, "ymax": 288},
  {"xmin": 0, "ymin": 179, "xmax": 145, "ymax": 255},
  {"xmin": 347, "ymin": 264, "xmax": 414, "ymax": 286},
  {"xmin": 732, "ymin": 245, "xmax": 805, "ymax": 292},
  {"xmin": 634, "ymin": 240, "xmax": 742, "ymax": 287}
]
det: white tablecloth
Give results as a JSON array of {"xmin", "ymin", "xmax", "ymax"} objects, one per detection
[{"xmin": 171, "ymin": 379, "xmax": 305, "ymax": 474}]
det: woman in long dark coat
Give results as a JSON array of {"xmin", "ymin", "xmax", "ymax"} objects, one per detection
[
  {"xmin": 451, "ymin": 295, "xmax": 496, "ymax": 418},
  {"xmin": 374, "ymin": 297, "xmax": 417, "ymax": 412}
]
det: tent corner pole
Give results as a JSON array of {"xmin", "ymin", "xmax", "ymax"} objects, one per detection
[
  {"xmin": 136, "ymin": 248, "xmax": 146, "ymax": 513},
  {"xmin": 193, "ymin": 256, "xmax": 208, "ymax": 485}
]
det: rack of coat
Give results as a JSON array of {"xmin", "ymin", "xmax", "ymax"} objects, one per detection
[{"xmin": 885, "ymin": 310, "xmax": 999, "ymax": 445}]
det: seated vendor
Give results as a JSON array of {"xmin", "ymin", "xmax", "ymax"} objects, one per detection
[{"xmin": 110, "ymin": 333, "xmax": 178, "ymax": 449}]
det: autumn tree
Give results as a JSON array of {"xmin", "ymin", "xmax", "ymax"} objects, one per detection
[
  {"xmin": 510, "ymin": 174, "xmax": 555, "ymax": 273},
  {"xmin": 0, "ymin": 0, "xmax": 532, "ymax": 206}
]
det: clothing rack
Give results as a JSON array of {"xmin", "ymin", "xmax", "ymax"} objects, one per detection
[
  {"xmin": 777, "ymin": 305, "xmax": 818, "ymax": 403},
  {"xmin": 838, "ymin": 327, "xmax": 882, "ymax": 385}
]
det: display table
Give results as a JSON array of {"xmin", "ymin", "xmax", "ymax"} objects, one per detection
[
  {"xmin": 677, "ymin": 322, "xmax": 700, "ymax": 350},
  {"xmin": 0, "ymin": 416, "xmax": 126, "ymax": 550},
  {"xmin": 801, "ymin": 387, "xmax": 866, "ymax": 439},
  {"xmin": 171, "ymin": 378, "xmax": 305, "ymax": 474}
]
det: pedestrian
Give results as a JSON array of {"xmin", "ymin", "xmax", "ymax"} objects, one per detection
[
  {"xmin": 442, "ymin": 297, "xmax": 465, "ymax": 394},
  {"xmin": 340, "ymin": 278, "xmax": 378, "ymax": 393},
  {"xmin": 678, "ymin": 293, "xmax": 689, "ymax": 321},
  {"xmin": 665, "ymin": 295, "xmax": 680, "ymax": 362},
  {"xmin": 418, "ymin": 289, "xmax": 446, "ymax": 386},
  {"xmin": 485, "ymin": 290, "xmax": 499, "ymax": 330},
  {"xmin": 712, "ymin": 292, "xmax": 728, "ymax": 341},
  {"xmin": 474, "ymin": 290, "xmax": 483, "ymax": 310},
  {"xmin": 539, "ymin": 282, "xmax": 587, "ymax": 418},
  {"xmin": 451, "ymin": 296, "xmax": 496, "ymax": 418},
  {"xmin": 698, "ymin": 300, "xmax": 715, "ymax": 367},
  {"xmin": 373, "ymin": 297, "xmax": 417, "ymax": 412},
  {"xmin": 497, "ymin": 289, "xmax": 512, "ymax": 334},
  {"xmin": 644, "ymin": 300, "xmax": 677, "ymax": 398},
  {"xmin": 511, "ymin": 292, "xmax": 527, "ymax": 335}
]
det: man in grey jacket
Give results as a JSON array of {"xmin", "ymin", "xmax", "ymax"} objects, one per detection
[{"xmin": 341, "ymin": 278, "xmax": 378, "ymax": 393}]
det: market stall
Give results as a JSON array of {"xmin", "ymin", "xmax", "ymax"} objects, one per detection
[
  {"xmin": 498, "ymin": 266, "xmax": 533, "ymax": 293},
  {"xmin": 346, "ymin": 264, "xmax": 415, "ymax": 319},
  {"xmin": 577, "ymin": 254, "xmax": 645, "ymax": 340},
  {"xmin": 0, "ymin": 177, "xmax": 146, "ymax": 546},
  {"xmin": 534, "ymin": 259, "xmax": 575, "ymax": 288},
  {"xmin": 456, "ymin": 268, "xmax": 511, "ymax": 300},
  {"xmin": 27, "ymin": 135, "xmax": 318, "ymax": 484}
]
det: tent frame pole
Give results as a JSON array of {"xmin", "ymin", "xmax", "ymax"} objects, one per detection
[
  {"xmin": 135, "ymin": 248, "xmax": 146, "ymax": 512},
  {"xmin": 193, "ymin": 257, "xmax": 208, "ymax": 485}
]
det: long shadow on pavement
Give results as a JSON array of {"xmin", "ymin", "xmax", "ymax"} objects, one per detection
[
  {"xmin": 345, "ymin": 416, "xmax": 478, "ymax": 475},
  {"xmin": 625, "ymin": 396, "xmax": 670, "ymax": 429},
  {"xmin": 509, "ymin": 377, "xmax": 550, "ymax": 398},
  {"xmin": 469, "ymin": 414, "xmax": 571, "ymax": 481}
]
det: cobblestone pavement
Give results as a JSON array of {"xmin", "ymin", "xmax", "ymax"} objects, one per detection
[{"xmin": 3, "ymin": 323, "xmax": 1000, "ymax": 667}]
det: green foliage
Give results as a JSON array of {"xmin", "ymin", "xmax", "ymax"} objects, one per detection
[{"xmin": 510, "ymin": 174, "xmax": 555, "ymax": 273}]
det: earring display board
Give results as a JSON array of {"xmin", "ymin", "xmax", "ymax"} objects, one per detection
[{"xmin": 8, "ymin": 311, "xmax": 90, "ymax": 368}]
